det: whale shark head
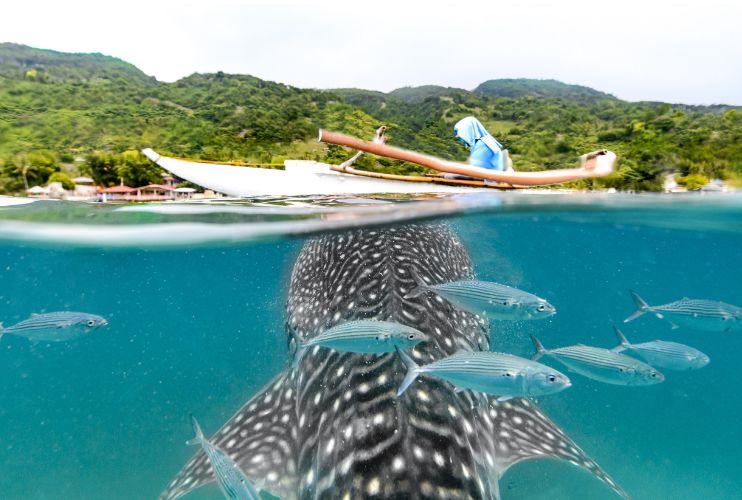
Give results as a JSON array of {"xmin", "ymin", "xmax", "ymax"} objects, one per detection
[{"xmin": 160, "ymin": 223, "xmax": 628, "ymax": 499}]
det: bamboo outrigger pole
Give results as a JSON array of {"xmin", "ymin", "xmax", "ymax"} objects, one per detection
[
  {"xmin": 319, "ymin": 129, "xmax": 616, "ymax": 186},
  {"xmin": 327, "ymin": 127, "xmax": 516, "ymax": 188}
]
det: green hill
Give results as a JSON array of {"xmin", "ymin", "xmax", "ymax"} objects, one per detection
[
  {"xmin": 0, "ymin": 43, "xmax": 154, "ymax": 84},
  {"xmin": 388, "ymin": 85, "xmax": 467, "ymax": 103},
  {"xmin": 0, "ymin": 43, "xmax": 740, "ymax": 192},
  {"xmin": 474, "ymin": 78, "xmax": 616, "ymax": 102}
]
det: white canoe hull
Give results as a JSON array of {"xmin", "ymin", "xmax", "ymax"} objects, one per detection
[{"xmin": 142, "ymin": 149, "xmax": 486, "ymax": 197}]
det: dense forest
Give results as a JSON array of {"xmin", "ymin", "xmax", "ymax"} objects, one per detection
[{"xmin": 0, "ymin": 42, "xmax": 740, "ymax": 193}]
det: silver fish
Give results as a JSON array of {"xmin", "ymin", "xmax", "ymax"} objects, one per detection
[
  {"xmin": 405, "ymin": 274, "xmax": 556, "ymax": 320},
  {"xmin": 396, "ymin": 347, "xmax": 571, "ymax": 399},
  {"xmin": 292, "ymin": 319, "xmax": 427, "ymax": 368},
  {"xmin": 187, "ymin": 416, "xmax": 261, "ymax": 500},
  {"xmin": 531, "ymin": 335, "xmax": 665, "ymax": 386},
  {"xmin": 0, "ymin": 311, "xmax": 108, "ymax": 343},
  {"xmin": 161, "ymin": 224, "xmax": 628, "ymax": 500},
  {"xmin": 624, "ymin": 290, "xmax": 742, "ymax": 332},
  {"xmin": 612, "ymin": 325, "xmax": 710, "ymax": 371}
]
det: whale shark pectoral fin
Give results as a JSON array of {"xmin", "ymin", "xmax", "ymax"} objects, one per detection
[
  {"xmin": 159, "ymin": 370, "xmax": 300, "ymax": 500},
  {"xmin": 487, "ymin": 398, "xmax": 629, "ymax": 499}
]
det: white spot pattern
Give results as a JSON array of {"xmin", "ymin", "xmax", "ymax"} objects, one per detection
[{"xmin": 161, "ymin": 224, "xmax": 628, "ymax": 500}]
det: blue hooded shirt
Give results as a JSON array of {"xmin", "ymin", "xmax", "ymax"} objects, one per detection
[{"xmin": 453, "ymin": 116, "xmax": 505, "ymax": 171}]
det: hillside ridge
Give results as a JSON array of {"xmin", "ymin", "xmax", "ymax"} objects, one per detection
[{"xmin": 0, "ymin": 43, "xmax": 739, "ymax": 193}]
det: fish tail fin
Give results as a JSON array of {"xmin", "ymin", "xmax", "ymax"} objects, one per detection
[
  {"xmin": 293, "ymin": 343, "xmax": 308, "ymax": 370},
  {"xmin": 613, "ymin": 324, "xmax": 630, "ymax": 348},
  {"xmin": 254, "ymin": 478, "xmax": 265, "ymax": 493},
  {"xmin": 395, "ymin": 346, "xmax": 420, "ymax": 396},
  {"xmin": 530, "ymin": 334, "xmax": 546, "ymax": 361},
  {"xmin": 404, "ymin": 273, "xmax": 430, "ymax": 299},
  {"xmin": 290, "ymin": 329, "xmax": 308, "ymax": 370},
  {"xmin": 624, "ymin": 290, "xmax": 649, "ymax": 323},
  {"xmin": 186, "ymin": 415, "xmax": 205, "ymax": 446}
]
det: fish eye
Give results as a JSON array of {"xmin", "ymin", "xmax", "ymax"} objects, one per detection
[
  {"xmin": 87, "ymin": 320, "xmax": 95, "ymax": 327},
  {"xmin": 548, "ymin": 375, "xmax": 556, "ymax": 382},
  {"xmin": 538, "ymin": 305, "xmax": 546, "ymax": 311},
  {"xmin": 408, "ymin": 334, "xmax": 415, "ymax": 340},
  {"xmin": 650, "ymin": 372, "xmax": 660, "ymax": 378}
]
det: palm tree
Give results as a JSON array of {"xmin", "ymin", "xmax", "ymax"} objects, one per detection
[{"xmin": 14, "ymin": 154, "xmax": 29, "ymax": 191}]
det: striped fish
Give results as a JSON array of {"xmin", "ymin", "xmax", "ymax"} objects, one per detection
[
  {"xmin": 292, "ymin": 319, "xmax": 427, "ymax": 368},
  {"xmin": 0, "ymin": 311, "xmax": 107, "ymax": 343},
  {"xmin": 187, "ymin": 416, "xmax": 261, "ymax": 499},
  {"xmin": 531, "ymin": 335, "xmax": 665, "ymax": 386},
  {"xmin": 396, "ymin": 347, "xmax": 571, "ymax": 399},
  {"xmin": 405, "ymin": 275, "xmax": 556, "ymax": 320},
  {"xmin": 624, "ymin": 290, "xmax": 742, "ymax": 332},
  {"xmin": 612, "ymin": 325, "xmax": 710, "ymax": 371},
  {"xmin": 161, "ymin": 224, "xmax": 629, "ymax": 500}
]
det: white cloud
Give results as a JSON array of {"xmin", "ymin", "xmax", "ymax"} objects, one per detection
[{"xmin": 2, "ymin": 0, "xmax": 741, "ymax": 104}]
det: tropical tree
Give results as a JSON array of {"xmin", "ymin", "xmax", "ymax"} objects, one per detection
[{"xmin": 47, "ymin": 171, "xmax": 75, "ymax": 190}]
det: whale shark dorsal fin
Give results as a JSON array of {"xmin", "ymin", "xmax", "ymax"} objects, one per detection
[{"xmin": 159, "ymin": 371, "xmax": 299, "ymax": 500}]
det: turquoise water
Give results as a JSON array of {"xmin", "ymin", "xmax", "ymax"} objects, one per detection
[{"xmin": 0, "ymin": 194, "xmax": 740, "ymax": 499}]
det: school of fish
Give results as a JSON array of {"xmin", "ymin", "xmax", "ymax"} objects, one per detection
[
  {"xmin": 157, "ymin": 224, "xmax": 738, "ymax": 500},
  {"xmin": 7, "ymin": 223, "xmax": 736, "ymax": 500}
]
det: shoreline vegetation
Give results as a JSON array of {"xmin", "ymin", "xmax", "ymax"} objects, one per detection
[{"xmin": 0, "ymin": 42, "xmax": 740, "ymax": 195}]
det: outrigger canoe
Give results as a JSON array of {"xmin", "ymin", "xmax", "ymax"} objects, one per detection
[
  {"xmin": 141, "ymin": 149, "xmax": 488, "ymax": 197},
  {"xmin": 142, "ymin": 130, "xmax": 615, "ymax": 197}
]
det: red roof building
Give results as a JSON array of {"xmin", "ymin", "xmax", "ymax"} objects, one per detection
[
  {"xmin": 102, "ymin": 185, "xmax": 136, "ymax": 194},
  {"xmin": 138, "ymin": 184, "xmax": 175, "ymax": 192}
]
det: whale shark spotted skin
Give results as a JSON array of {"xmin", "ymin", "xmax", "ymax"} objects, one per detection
[{"xmin": 161, "ymin": 224, "xmax": 627, "ymax": 499}]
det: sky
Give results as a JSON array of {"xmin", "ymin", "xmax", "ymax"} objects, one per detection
[{"xmin": 2, "ymin": 0, "xmax": 741, "ymax": 105}]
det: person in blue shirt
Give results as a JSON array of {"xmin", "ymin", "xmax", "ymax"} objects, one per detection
[{"xmin": 453, "ymin": 116, "xmax": 512, "ymax": 172}]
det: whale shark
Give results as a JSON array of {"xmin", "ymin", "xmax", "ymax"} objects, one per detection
[{"xmin": 160, "ymin": 223, "xmax": 627, "ymax": 499}]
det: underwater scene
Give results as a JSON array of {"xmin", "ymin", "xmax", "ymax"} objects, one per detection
[{"xmin": 0, "ymin": 193, "xmax": 740, "ymax": 500}]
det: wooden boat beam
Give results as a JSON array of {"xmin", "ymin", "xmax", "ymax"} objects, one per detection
[
  {"xmin": 327, "ymin": 128, "xmax": 514, "ymax": 188},
  {"xmin": 319, "ymin": 129, "xmax": 616, "ymax": 186}
]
